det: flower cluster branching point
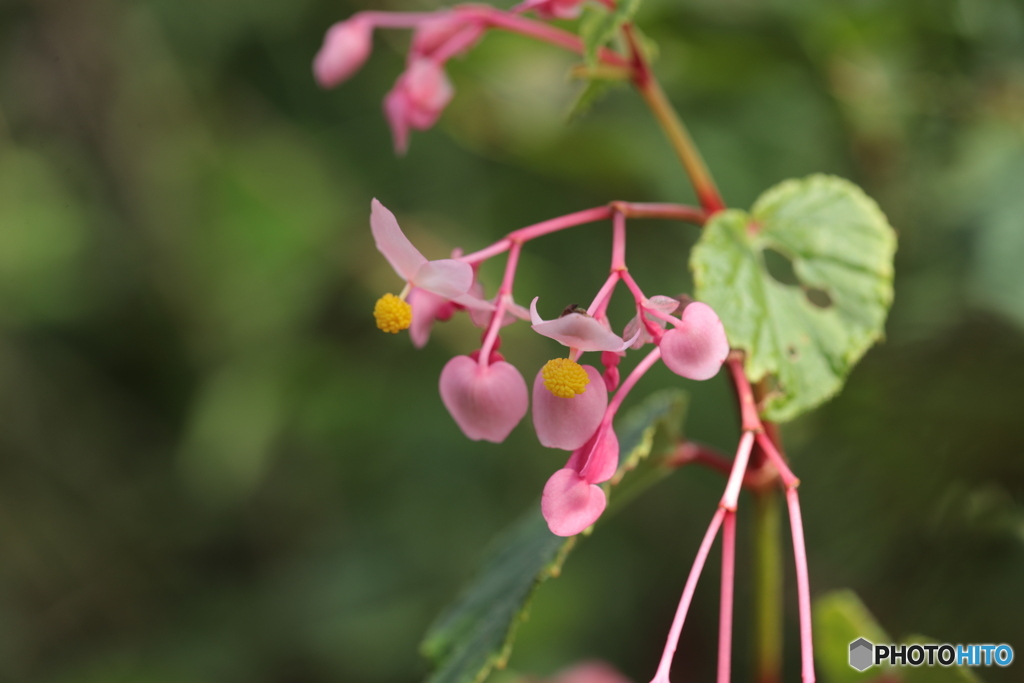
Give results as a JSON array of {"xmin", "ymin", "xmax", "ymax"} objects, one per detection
[
  {"xmin": 374, "ymin": 293, "xmax": 413, "ymax": 333},
  {"xmin": 541, "ymin": 358, "xmax": 590, "ymax": 398}
]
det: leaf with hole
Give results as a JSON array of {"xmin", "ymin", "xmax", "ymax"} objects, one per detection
[
  {"xmin": 691, "ymin": 175, "xmax": 896, "ymax": 422},
  {"xmin": 419, "ymin": 390, "xmax": 687, "ymax": 683}
]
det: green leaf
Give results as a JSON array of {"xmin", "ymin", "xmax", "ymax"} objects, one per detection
[
  {"xmin": 691, "ymin": 175, "xmax": 896, "ymax": 422},
  {"xmin": 420, "ymin": 389, "xmax": 687, "ymax": 683},
  {"xmin": 579, "ymin": 0, "xmax": 640, "ymax": 67},
  {"xmin": 814, "ymin": 590, "xmax": 892, "ymax": 683}
]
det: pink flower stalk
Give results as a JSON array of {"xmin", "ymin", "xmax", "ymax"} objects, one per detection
[
  {"xmin": 313, "ymin": 17, "xmax": 374, "ymax": 88},
  {"xmin": 439, "ymin": 355, "xmax": 528, "ymax": 442},
  {"xmin": 542, "ymin": 422, "xmax": 618, "ymax": 536},
  {"xmin": 532, "ymin": 363, "xmax": 607, "ymax": 450},
  {"xmin": 384, "ymin": 58, "xmax": 455, "ymax": 155},
  {"xmin": 515, "ymin": 0, "xmax": 586, "ymax": 21},
  {"xmin": 658, "ymin": 302, "xmax": 729, "ymax": 380},
  {"xmin": 530, "ymin": 298, "xmax": 638, "ymax": 353}
]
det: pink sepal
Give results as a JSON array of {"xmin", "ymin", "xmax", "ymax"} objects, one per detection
[
  {"xmin": 371, "ymin": 199, "xmax": 473, "ymax": 298},
  {"xmin": 530, "ymin": 298, "xmax": 638, "ymax": 352},
  {"xmin": 659, "ymin": 302, "xmax": 729, "ymax": 380},
  {"xmin": 531, "ymin": 364, "xmax": 606, "ymax": 450},
  {"xmin": 439, "ymin": 355, "xmax": 528, "ymax": 442}
]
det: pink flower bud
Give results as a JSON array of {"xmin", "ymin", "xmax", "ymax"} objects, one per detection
[
  {"xmin": 384, "ymin": 59, "xmax": 454, "ymax": 155},
  {"xmin": 313, "ymin": 17, "xmax": 373, "ymax": 88},
  {"xmin": 516, "ymin": 0, "xmax": 585, "ymax": 21},
  {"xmin": 411, "ymin": 15, "xmax": 483, "ymax": 58},
  {"xmin": 439, "ymin": 355, "xmax": 528, "ymax": 443},
  {"xmin": 659, "ymin": 302, "xmax": 729, "ymax": 381},
  {"xmin": 532, "ymin": 364, "xmax": 607, "ymax": 450}
]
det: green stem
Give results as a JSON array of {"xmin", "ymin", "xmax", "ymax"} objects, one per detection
[
  {"xmin": 753, "ymin": 488, "xmax": 784, "ymax": 683},
  {"xmin": 624, "ymin": 26, "xmax": 725, "ymax": 213}
]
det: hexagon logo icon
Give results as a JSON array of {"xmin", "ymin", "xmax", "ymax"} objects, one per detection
[{"xmin": 849, "ymin": 638, "xmax": 874, "ymax": 671}]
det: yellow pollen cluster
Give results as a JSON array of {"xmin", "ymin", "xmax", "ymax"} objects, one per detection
[
  {"xmin": 542, "ymin": 358, "xmax": 590, "ymax": 398},
  {"xmin": 374, "ymin": 293, "xmax": 412, "ymax": 333}
]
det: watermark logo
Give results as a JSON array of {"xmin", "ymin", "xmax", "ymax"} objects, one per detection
[
  {"xmin": 848, "ymin": 639, "xmax": 1014, "ymax": 670},
  {"xmin": 849, "ymin": 638, "xmax": 873, "ymax": 672}
]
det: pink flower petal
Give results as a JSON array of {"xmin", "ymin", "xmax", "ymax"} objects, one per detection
[
  {"xmin": 532, "ymin": 364, "xmax": 607, "ymax": 450},
  {"xmin": 313, "ymin": 18, "xmax": 373, "ymax": 88},
  {"xmin": 565, "ymin": 423, "xmax": 619, "ymax": 485},
  {"xmin": 371, "ymin": 199, "xmax": 426, "ymax": 279},
  {"xmin": 659, "ymin": 302, "xmax": 730, "ymax": 381},
  {"xmin": 542, "ymin": 468, "xmax": 607, "ymax": 537},
  {"xmin": 550, "ymin": 661, "xmax": 635, "ymax": 683},
  {"xmin": 530, "ymin": 298, "xmax": 633, "ymax": 352},
  {"xmin": 407, "ymin": 287, "xmax": 448, "ymax": 348},
  {"xmin": 440, "ymin": 356, "xmax": 528, "ymax": 442},
  {"xmin": 412, "ymin": 259, "xmax": 473, "ymax": 299}
]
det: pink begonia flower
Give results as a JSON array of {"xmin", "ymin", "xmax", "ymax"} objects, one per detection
[
  {"xmin": 515, "ymin": 0, "xmax": 585, "ymax": 21},
  {"xmin": 384, "ymin": 58, "xmax": 454, "ymax": 155},
  {"xmin": 530, "ymin": 298, "xmax": 638, "ymax": 352},
  {"xmin": 440, "ymin": 355, "xmax": 528, "ymax": 442},
  {"xmin": 659, "ymin": 301, "xmax": 730, "ymax": 381},
  {"xmin": 542, "ymin": 423, "xmax": 618, "ymax": 536},
  {"xmin": 313, "ymin": 17, "xmax": 374, "ymax": 88},
  {"xmin": 371, "ymin": 199, "xmax": 473, "ymax": 299},
  {"xmin": 532, "ymin": 364, "xmax": 607, "ymax": 450},
  {"xmin": 411, "ymin": 14, "xmax": 484, "ymax": 59},
  {"xmin": 623, "ymin": 295, "xmax": 680, "ymax": 349},
  {"xmin": 548, "ymin": 661, "xmax": 635, "ymax": 683},
  {"xmin": 410, "ymin": 281, "xmax": 525, "ymax": 349}
]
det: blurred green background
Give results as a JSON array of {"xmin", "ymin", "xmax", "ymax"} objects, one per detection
[{"xmin": 0, "ymin": 0, "xmax": 1022, "ymax": 681}]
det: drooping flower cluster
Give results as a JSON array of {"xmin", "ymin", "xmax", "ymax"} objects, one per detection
[
  {"xmin": 318, "ymin": 4, "xmax": 819, "ymax": 683},
  {"xmin": 367, "ymin": 199, "xmax": 728, "ymax": 536}
]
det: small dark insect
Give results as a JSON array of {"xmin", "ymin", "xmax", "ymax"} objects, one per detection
[{"xmin": 560, "ymin": 303, "xmax": 589, "ymax": 318}]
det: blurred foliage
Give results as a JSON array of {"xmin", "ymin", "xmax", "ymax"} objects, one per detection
[{"xmin": 0, "ymin": 0, "xmax": 1021, "ymax": 682}]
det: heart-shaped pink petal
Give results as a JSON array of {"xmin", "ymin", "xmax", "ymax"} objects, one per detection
[
  {"xmin": 439, "ymin": 356, "xmax": 528, "ymax": 442},
  {"xmin": 541, "ymin": 468, "xmax": 607, "ymax": 537},
  {"xmin": 532, "ymin": 364, "xmax": 607, "ymax": 450},
  {"xmin": 659, "ymin": 302, "xmax": 729, "ymax": 381}
]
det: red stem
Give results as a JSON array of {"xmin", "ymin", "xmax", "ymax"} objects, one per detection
[{"xmin": 718, "ymin": 510, "xmax": 737, "ymax": 683}]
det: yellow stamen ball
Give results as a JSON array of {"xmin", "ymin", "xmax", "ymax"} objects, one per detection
[
  {"xmin": 542, "ymin": 358, "xmax": 590, "ymax": 398},
  {"xmin": 374, "ymin": 293, "xmax": 412, "ymax": 333}
]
